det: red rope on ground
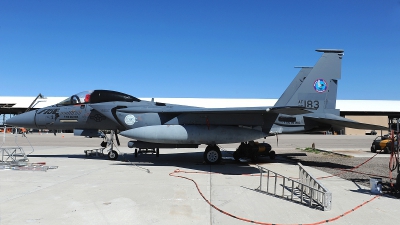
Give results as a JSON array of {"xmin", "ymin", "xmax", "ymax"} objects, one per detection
[
  {"xmin": 338, "ymin": 169, "xmax": 393, "ymax": 180},
  {"xmin": 169, "ymin": 169, "xmax": 381, "ymax": 225},
  {"xmin": 317, "ymin": 151, "xmax": 381, "ymax": 179}
]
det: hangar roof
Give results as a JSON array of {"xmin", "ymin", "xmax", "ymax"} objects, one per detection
[{"xmin": 1, "ymin": 96, "xmax": 399, "ymax": 114}]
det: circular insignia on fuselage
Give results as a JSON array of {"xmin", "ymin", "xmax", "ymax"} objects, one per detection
[
  {"xmin": 313, "ymin": 79, "xmax": 328, "ymax": 93},
  {"xmin": 124, "ymin": 114, "xmax": 136, "ymax": 125}
]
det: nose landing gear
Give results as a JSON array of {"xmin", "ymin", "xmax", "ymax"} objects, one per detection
[
  {"xmin": 108, "ymin": 150, "xmax": 118, "ymax": 160},
  {"xmin": 101, "ymin": 130, "xmax": 120, "ymax": 160}
]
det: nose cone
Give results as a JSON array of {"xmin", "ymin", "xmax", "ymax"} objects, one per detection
[{"xmin": 6, "ymin": 110, "xmax": 36, "ymax": 128}]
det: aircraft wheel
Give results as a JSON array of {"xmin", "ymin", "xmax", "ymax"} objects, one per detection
[
  {"xmin": 204, "ymin": 146, "xmax": 222, "ymax": 164},
  {"xmin": 156, "ymin": 148, "xmax": 159, "ymax": 157},
  {"xmin": 251, "ymin": 152, "xmax": 259, "ymax": 162},
  {"xmin": 135, "ymin": 149, "xmax": 138, "ymax": 157},
  {"xmin": 269, "ymin": 150, "xmax": 276, "ymax": 159},
  {"xmin": 108, "ymin": 150, "xmax": 118, "ymax": 160},
  {"xmin": 396, "ymin": 173, "xmax": 400, "ymax": 191}
]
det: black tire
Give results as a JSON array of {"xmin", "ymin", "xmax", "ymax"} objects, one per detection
[
  {"xmin": 269, "ymin": 150, "xmax": 276, "ymax": 160},
  {"xmin": 204, "ymin": 146, "xmax": 222, "ymax": 164},
  {"xmin": 384, "ymin": 147, "xmax": 390, "ymax": 154},
  {"xmin": 371, "ymin": 145, "xmax": 376, "ymax": 153},
  {"xmin": 264, "ymin": 143, "xmax": 272, "ymax": 152},
  {"xmin": 251, "ymin": 152, "xmax": 259, "ymax": 162},
  {"xmin": 108, "ymin": 150, "xmax": 118, "ymax": 160},
  {"xmin": 156, "ymin": 148, "xmax": 159, "ymax": 157},
  {"xmin": 396, "ymin": 173, "xmax": 400, "ymax": 191},
  {"xmin": 233, "ymin": 151, "xmax": 240, "ymax": 162},
  {"xmin": 135, "ymin": 149, "xmax": 138, "ymax": 157}
]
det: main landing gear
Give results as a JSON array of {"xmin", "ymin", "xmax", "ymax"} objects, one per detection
[
  {"xmin": 233, "ymin": 141, "xmax": 275, "ymax": 163},
  {"xmin": 202, "ymin": 142, "xmax": 275, "ymax": 164},
  {"xmin": 204, "ymin": 145, "xmax": 222, "ymax": 164}
]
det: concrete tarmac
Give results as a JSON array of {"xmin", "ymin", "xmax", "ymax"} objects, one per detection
[{"xmin": 1, "ymin": 133, "xmax": 399, "ymax": 225}]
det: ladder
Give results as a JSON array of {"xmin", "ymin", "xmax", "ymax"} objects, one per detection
[{"xmin": 256, "ymin": 163, "xmax": 332, "ymax": 211}]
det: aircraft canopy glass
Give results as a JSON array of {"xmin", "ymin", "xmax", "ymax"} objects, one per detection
[{"xmin": 56, "ymin": 90, "xmax": 140, "ymax": 106}]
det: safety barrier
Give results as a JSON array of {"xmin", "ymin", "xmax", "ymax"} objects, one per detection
[{"xmin": 256, "ymin": 163, "xmax": 332, "ymax": 211}]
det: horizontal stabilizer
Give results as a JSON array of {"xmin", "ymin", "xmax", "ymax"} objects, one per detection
[{"xmin": 305, "ymin": 114, "xmax": 387, "ymax": 131}]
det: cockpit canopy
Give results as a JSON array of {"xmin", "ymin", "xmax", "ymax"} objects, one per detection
[{"xmin": 57, "ymin": 90, "xmax": 141, "ymax": 106}]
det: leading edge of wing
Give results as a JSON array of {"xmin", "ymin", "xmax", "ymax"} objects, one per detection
[{"xmin": 117, "ymin": 106, "xmax": 311, "ymax": 115}]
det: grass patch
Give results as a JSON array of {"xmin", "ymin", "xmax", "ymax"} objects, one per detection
[
  {"xmin": 301, "ymin": 147, "xmax": 322, "ymax": 154},
  {"xmin": 297, "ymin": 147, "xmax": 352, "ymax": 157}
]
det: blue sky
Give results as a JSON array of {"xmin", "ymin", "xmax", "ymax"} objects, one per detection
[{"xmin": 1, "ymin": 0, "xmax": 399, "ymax": 100}]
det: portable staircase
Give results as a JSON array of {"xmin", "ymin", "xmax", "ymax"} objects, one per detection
[
  {"xmin": 256, "ymin": 163, "xmax": 332, "ymax": 211},
  {"xmin": 1, "ymin": 146, "xmax": 28, "ymax": 162},
  {"xmin": 1, "ymin": 126, "xmax": 28, "ymax": 163},
  {"xmin": 1, "ymin": 126, "xmax": 57, "ymax": 171}
]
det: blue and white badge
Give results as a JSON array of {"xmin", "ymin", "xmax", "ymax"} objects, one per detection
[
  {"xmin": 124, "ymin": 114, "xmax": 137, "ymax": 125},
  {"xmin": 313, "ymin": 79, "xmax": 327, "ymax": 93}
]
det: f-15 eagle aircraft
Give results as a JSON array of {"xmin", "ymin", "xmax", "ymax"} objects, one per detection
[{"xmin": 6, "ymin": 49, "xmax": 386, "ymax": 164}]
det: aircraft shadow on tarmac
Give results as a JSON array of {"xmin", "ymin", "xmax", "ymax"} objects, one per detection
[
  {"xmin": 28, "ymin": 154, "xmax": 92, "ymax": 159},
  {"xmin": 112, "ymin": 151, "xmax": 272, "ymax": 174},
  {"xmin": 26, "ymin": 150, "xmax": 359, "ymax": 175},
  {"xmin": 27, "ymin": 150, "xmax": 286, "ymax": 175}
]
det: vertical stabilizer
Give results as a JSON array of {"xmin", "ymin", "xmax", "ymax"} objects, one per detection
[
  {"xmin": 274, "ymin": 67, "xmax": 313, "ymax": 107},
  {"xmin": 274, "ymin": 49, "xmax": 344, "ymax": 112}
]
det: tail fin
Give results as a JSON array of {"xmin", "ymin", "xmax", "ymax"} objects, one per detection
[
  {"xmin": 274, "ymin": 66, "xmax": 313, "ymax": 107},
  {"xmin": 274, "ymin": 49, "xmax": 344, "ymax": 112}
]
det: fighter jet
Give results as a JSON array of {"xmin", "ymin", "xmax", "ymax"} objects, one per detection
[{"xmin": 6, "ymin": 49, "xmax": 386, "ymax": 164}]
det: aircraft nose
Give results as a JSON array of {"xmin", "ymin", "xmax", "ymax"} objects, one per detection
[{"xmin": 5, "ymin": 110, "xmax": 37, "ymax": 128}]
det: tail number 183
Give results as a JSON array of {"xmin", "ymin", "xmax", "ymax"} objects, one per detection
[{"xmin": 298, "ymin": 100, "xmax": 319, "ymax": 109}]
